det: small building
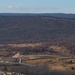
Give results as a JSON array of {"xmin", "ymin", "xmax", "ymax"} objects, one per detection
[{"xmin": 12, "ymin": 53, "xmax": 22, "ymax": 63}]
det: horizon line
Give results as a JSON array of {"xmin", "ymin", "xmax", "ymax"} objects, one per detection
[{"xmin": 0, "ymin": 12, "xmax": 75, "ymax": 14}]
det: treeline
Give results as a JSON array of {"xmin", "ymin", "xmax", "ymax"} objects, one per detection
[{"xmin": 0, "ymin": 39, "xmax": 75, "ymax": 56}]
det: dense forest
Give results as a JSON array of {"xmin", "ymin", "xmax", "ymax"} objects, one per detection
[
  {"xmin": 0, "ymin": 16, "xmax": 75, "ymax": 43},
  {"xmin": 0, "ymin": 15, "xmax": 75, "ymax": 55}
]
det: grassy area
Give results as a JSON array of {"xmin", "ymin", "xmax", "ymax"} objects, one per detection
[{"xmin": 0, "ymin": 55, "xmax": 75, "ymax": 75}]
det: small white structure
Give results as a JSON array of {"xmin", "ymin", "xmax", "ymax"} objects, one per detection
[
  {"xmin": 12, "ymin": 53, "xmax": 22, "ymax": 63},
  {"xmin": 19, "ymin": 58, "xmax": 22, "ymax": 63}
]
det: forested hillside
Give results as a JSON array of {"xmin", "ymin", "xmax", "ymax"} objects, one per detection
[
  {"xmin": 0, "ymin": 15, "xmax": 75, "ymax": 55},
  {"xmin": 0, "ymin": 16, "xmax": 75, "ymax": 43}
]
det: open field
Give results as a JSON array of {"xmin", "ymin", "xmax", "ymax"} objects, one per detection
[
  {"xmin": 0, "ymin": 54, "xmax": 75, "ymax": 75},
  {"xmin": 0, "ymin": 42, "xmax": 75, "ymax": 75},
  {"xmin": 0, "ymin": 14, "xmax": 75, "ymax": 75}
]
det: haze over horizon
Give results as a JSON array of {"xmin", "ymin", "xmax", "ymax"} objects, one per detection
[{"xmin": 0, "ymin": 0, "xmax": 75, "ymax": 13}]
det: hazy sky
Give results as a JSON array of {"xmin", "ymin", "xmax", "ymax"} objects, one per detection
[{"xmin": 0, "ymin": 0, "xmax": 75, "ymax": 13}]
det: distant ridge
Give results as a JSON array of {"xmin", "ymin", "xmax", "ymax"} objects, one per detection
[
  {"xmin": 0, "ymin": 15, "xmax": 75, "ymax": 43},
  {"xmin": 0, "ymin": 13, "xmax": 75, "ymax": 19}
]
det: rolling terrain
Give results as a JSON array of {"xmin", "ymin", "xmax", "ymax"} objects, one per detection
[
  {"xmin": 0, "ymin": 15, "xmax": 75, "ymax": 43},
  {"xmin": 0, "ymin": 13, "xmax": 75, "ymax": 75},
  {"xmin": 0, "ymin": 14, "xmax": 75, "ymax": 55}
]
